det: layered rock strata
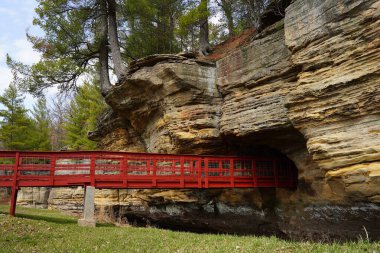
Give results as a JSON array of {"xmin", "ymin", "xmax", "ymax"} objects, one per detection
[
  {"xmin": 285, "ymin": 0, "xmax": 380, "ymax": 203},
  {"xmin": 103, "ymin": 55, "xmax": 223, "ymax": 155}
]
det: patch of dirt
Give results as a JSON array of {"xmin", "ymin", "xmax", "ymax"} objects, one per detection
[{"xmin": 201, "ymin": 28, "xmax": 256, "ymax": 61}]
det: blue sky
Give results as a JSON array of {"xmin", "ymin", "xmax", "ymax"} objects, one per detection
[{"xmin": 0, "ymin": 0, "xmax": 41, "ymax": 107}]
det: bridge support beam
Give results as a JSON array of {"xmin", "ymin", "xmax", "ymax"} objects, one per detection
[
  {"xmin": 78, "ymin": 186, "xmax": 96, "ymax": 227},
  {"xmin": 9, "ymin": 187, "xmax": 18, "ymax": 216}
]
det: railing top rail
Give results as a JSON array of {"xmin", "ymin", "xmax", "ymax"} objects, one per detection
[{"xmin": 0, "ymin": 150, "xmax": 280, "ymax": 160}]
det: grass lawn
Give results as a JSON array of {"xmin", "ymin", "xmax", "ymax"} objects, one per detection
[{"xmin": 0, "ymin": 205, "xmax": 379, "ymax": 253}]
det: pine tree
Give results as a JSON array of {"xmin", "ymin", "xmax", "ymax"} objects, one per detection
[
  {"xmin": 7, "ymin": 0, "xmax": 124, "ymax": 96},
  {"xmin": 122, "ymin": 0, "xmax": 184, "ymax": 60},
  {"xmin": 216, "ymin": 0, "xmax": 235, "ymax": 36},
  {"xmin": 63, "ymin": 81, "xmax": 107, "ymax": 150},
  {"xmin": 0, "ymin": 84, "xmax": 35, "ymax": 150},
  {"xmin": 30, "ymin": 97, "xmax": 51, "ymax": 151},
  {"xmin": 49, "ymin": 95, "xmax": 70, "ymax": 150},
  {"xmin": 177, "ymin": 0, "xmax": 211, "ymax": 54}
]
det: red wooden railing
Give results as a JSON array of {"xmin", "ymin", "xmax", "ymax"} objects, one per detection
[
  {"xmin": 0, "ymin": 151, "xmax": 297, "ymax": 215},
  {"xmin": 0, "ymin": 151, "xmax": 297, "ymax": 189}
]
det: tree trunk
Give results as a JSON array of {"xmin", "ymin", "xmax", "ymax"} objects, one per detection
[
  {"xmin": 220, "ymin": 0, "xmax": 234, "ymax": 37},
  {"xmin": 107, "ymin": 0, "xmax": 125, "ymax": 81},
  {"xmin": 253, "ymin": 0, "xmax": 264, "ymax": 30},
  {"xmin": 243, "ymin": 0, "xmax": 264, "ymax": 31},
  {"xmin": 199, "ymin": 0, "xmax": 211, "ymax": 56},
  {"xmin": 98, "ymin": 0, "xmax": 112, "ymax": 95},
  {"xmin": 169, "ymin": 13, "xmax": 175, "ymax": 53}
]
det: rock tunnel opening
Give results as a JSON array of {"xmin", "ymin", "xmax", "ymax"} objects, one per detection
[
  {"xmin": 106, "ymin": 132, "xmax": 303, "ymax": 235},
  {"xmin": 222, "ymin": 137, "xmax": 299, "ymax": 190},
  {"xmin": 217, "ymin": 128, "xmax": 311, "ymax": 211}
]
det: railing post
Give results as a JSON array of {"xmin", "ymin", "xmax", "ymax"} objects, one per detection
[
  {"xmin": 252, "ymin": 159, "xmax": 257, "ymax": 187},
  {"xmin": 152, "ymin": 159, "xmax": 157, "ymax": 187},
  {"xmin": 90, "ymin": 154, "xmax": 96, "ymax": 186},
  {"xmin": 205, "ymin": 158, "xmax": 209, "ymax": 188},
  {"xmin": 197, "ymin": 158, "xmax": 202, "ymax": 188},
  {"xmin": 230, "ymin": 159, "xmax": 234, "ymax": 187},
  {"xmin": 147, "ymin": 157, "xmax": 151, "ymax": 176},
  {"xmin": 122, "ymin": 155, "xmax": 128, "ymax": 187},
  {"xmin": 10, "ymin": 152, "xmax": 20, "ymax": 216},
  {"xmin": 171, "ymin": 159, "xmax": 175, "ymax": 176},
  {"xmin": 180, "ymin": 157, "xmax": 184, "ymax": 188},
  {"xmin": 49, "ymin": 154, "xmax": 56, "ymax": 186}
]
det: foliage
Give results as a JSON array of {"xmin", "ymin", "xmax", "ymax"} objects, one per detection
[
  {"xmin": 177, "ymin": 0, "xmax": 209, "ymax": 36},
  {"xmin": 6, "ymin": 0, "xmax": 98, "ymax": 96},
  {"xmin": 0, "ymin": 81, "xmax": 106, "ymax": 151},
  {"xmin": 63, "ymin": 81, "xmax": 107, "ymax": 150},
  {"xmin": 176, "ymin": 0, "xmax": 211, "ymax": 51},
  {"xmin": 49, "ymin": 95, "xmax": 70, "ymax": 151},
  {"xmin": 6, "ymin": 0, "xmax": 289, "ymax": 97},
  {"xmin": 0, "ymin": 205, "xmax": 379, "ymax": 253},
  {"xmin": 30, "ymin": 97, "xmax": 51, "ymax": 151},
  {"xmin": 122, "ymin": 0, "xmax": 184, "ymax": 60},
  {"xmin": 0, "ymin": 85, "xmax": 35, "ymax": 150}
]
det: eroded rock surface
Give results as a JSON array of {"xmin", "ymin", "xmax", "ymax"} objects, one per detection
[
  {"xmin": 18, "ymin": 0, "xmax": 380, "ymax": 241},
  {"xmin": 285, "ymin": 0, "xmax": 380, "ymax": 202},
  {"xmin": 104, "ymin": 57, "xmax": 223, "ymax": 155}
]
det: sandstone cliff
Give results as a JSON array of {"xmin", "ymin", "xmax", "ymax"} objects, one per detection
[{"xmin": 19, "ymin": 0, "xmax": 380, "ymax": 240}]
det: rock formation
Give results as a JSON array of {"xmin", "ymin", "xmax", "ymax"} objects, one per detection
[{"xmin": 18, "ymin": 0, "xmax": 380, "ymax": 240}]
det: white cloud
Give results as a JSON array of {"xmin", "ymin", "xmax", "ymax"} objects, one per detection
[
  {"xmin": 0, "ymin": 65, "xmax": 12, "ymax": 91},
  {"xmin": 12, "ymin": 38, "xmax": 40, "ymax": 65},
  {"xmin": 0, "ymin": 37, "xmax": 40, "ymax": 92},
  {"xmin": 24, "ymin": 93, "xmax": 37, "ymax": 110},
  {"xmin": 0, "ymin": 64, "xmax": 37, "ymax": 110},
  {"xmin": 0, "ymin": 46, "xmax": 5, "ymax": 62},
  {"xmin": 0, "ymin": 0, "xmax": 41, "ymax": 109},
  {"xmin": 0, "ymin": 7, "xmax": 17, "ymax": 18}
]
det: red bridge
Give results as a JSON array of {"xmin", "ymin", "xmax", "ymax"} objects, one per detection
[{"xmin": 0, "ymin": 151, "xmax": 297, "ymax": 216}]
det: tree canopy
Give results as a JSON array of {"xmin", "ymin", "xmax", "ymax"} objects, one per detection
[
  {"xmin": 30, "ymin": 97, "xmax": 52, "ymax": 151},
  {"xmin": 63, "ymin": 81, "xmax": 107, "ymax": 150},
  {"xmin": 0, "ymin": 85, "xmax": 35, "ymax": 150},
  {"xmin": 7, "ymin": 0, "xmax": 121, "ymax": 95},
  {"xmin": 7, "ymin": 0, "xmax": 289, "ymax": 97}
]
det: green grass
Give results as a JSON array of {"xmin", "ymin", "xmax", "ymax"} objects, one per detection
[{"xmin": 0, "ymin": 205, "xmax": 379, "ymax": 253}]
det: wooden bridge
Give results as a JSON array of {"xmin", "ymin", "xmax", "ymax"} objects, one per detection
[{"xmin": 0, "ymin": 151, "xmax": 297, "ymax": 217}]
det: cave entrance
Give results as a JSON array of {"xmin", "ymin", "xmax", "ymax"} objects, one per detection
[
  {"xmin": 217, "ymin": 135, "xmax": 304, "ymax": 227},
  {"xmin": 222, "ymin": 134, "xmax": 300, "ymax": 191}
]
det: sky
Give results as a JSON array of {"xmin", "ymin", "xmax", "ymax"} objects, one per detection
[{"xmin": 0, "ymin": 0, "xmax": 42, "ymax": 108}]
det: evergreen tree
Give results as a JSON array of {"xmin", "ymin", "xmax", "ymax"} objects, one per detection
[
  {"xmin": 63, "ymin": 81, "xmax": 106, "ymax": 150},
  {"xmin": 49, "ymin": 95, "xmax": 70, "ymax": 151},
  {"xmin": 0, "ymin": 85, "xmax": 35, "ymax": 150},
  {"xmin": 217, "ymin": 0, "xmax": 235, "ymax": 36},
  {"xmin": 122, "ymin": 0, "xmax": 185, "ymax": 60},
  {"xmin": 177, "ymin": 0, "xmax": 211, "ymax": 54},
  {"xmin": 7, "ymin": 0, "xmax": 124, "ymax": 96},
  {"xmin": 30, "ymin": 98, "xmax": 51, "ymax": 151}
]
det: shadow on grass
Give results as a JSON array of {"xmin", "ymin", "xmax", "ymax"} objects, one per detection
[
  {"xmin": 16, "ymin": 213, "xmax": 116, "ymax": 227},
  {"xmin": 97, "ymin": 223, "xmax": 116, "ymax": 227},
  {"xmin": 15, "ymin": 213, "xmax": 77, "ymax": 225},
  {"xmin": 0, "ymin": 209, "xmax": 115, "ymax": 227}
]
